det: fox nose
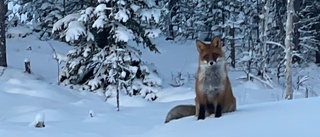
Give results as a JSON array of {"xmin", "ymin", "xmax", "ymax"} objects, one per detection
[{"xmin": 209, "ymin": 61, "xmax": 214, "ymax": 65}]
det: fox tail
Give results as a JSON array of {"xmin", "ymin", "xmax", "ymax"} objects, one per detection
[{"xmin": 164, "ymin": 104, "xmax": 196, "ymax": 123}]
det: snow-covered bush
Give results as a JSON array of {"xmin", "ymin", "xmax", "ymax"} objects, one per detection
[{"xmin": 54, "ymin": 0, "xmax": 163, "ymax": 101}]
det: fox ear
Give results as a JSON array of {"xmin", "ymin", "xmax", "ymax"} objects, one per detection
[
  {"xmin": 211, "ymin": 36, "xmax": 222, "ymax": 47},
  {"xmin": 196, "ymin": 40, "xmax": 206, "ymax": 52}
]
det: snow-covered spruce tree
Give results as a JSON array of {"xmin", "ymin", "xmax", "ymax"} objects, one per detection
[
  {"xmin": 28, "ymin": 0, "xmax": 64, "ymax": 40},
  {"xmin": 260, "ymin": 0, "xmax": 287, "ymax": 71},
  {"xmin": 163, "ymin": 0, "xmax": 220, "ymax": 41},
  {"xmin": 257, "ymin": 0, "xmax": 271, "ymax": 79},
  {"xmin": 165, "ymin": 0, "xmax": 200, "ymax": 40},
  {"xmin": 202, "ymin": 0, "xmax": 225, "ymax": 41},
  {"xmin": 6, "ymin": 0, "xmax": 86, "ymax": 40},
  {"xmin": 162, "ymin": 0, "xmax": 175, "ymax": 39},
  {"xmin": 52, "ymin": 0, "xmax": 163, "ymax": 101},
  {"xmin": 294, "ymin": 0, "xmax": 320, "ymax": 64},
  {"xmin": 265, "ymin": 0, "xmax": 287, "ymax": 82},
  {"xmin": 236, "ymin": 0, "xmax": 260, "ymax": 81},
  {"xmin": 223, "ymin": 0, "xmax": 245, "ymax": 68},
  {"xmin": 6, "ymin": 0, "xmax": 64, "ymax": 39}
]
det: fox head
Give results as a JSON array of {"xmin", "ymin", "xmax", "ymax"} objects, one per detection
[{"xmin": 196, "ymin": 36, "xmax": 225, "ymax": 67}]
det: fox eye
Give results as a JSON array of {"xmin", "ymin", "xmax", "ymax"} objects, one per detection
[
  {"xmin": 212, "ymin": 53, "xmax": 219, "ymax": 59},
  {"xmin": 203, "ymin": 54, "xmax": 209, "ymax": 60}
]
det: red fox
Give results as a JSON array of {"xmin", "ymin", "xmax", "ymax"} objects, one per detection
[
  {"xmin": 195, "ymin": 36, "xmax": 236, "ymax": 120},
  {"xmin": 164, "ymin": 36, "xmax": 236, "ymax": 123}
]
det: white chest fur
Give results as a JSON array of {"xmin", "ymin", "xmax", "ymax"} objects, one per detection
[{"xmin": 198, "ymin": 63, "xmax": 226, "ymax": 97}]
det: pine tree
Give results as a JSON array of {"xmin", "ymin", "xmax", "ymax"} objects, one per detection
[{"xmin": 53, "ymin": 0, "xmax": 163, "ymax": 101}]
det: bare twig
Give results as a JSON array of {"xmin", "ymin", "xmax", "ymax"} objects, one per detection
[{"xmin": 44, "ymin": 40, "xmax": 60, "ymax": 84}]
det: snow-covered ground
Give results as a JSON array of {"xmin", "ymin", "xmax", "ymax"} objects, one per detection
[{"xmin": 1, "ymin": 28, "xmax": 319, "ymax": 137}]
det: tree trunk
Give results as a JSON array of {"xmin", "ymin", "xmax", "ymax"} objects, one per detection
[
  {"xmin": 221, "ymin": 0, "xmax": 226, "ymax": 45},
  {"xmin": 167, "ymin": 0, "xmax": 178, "ymax": 39},
  {"xmin": 230, "ymin": 26, "xmax": 236, "ymax": 68},
  {"xmin": 316, "ymin": 45, "xmax": 320, "ymax": 64},
  {"xmin": 292, "ymin": 0, "xmax": 302, "ymax": 64},
  {"xmin": 205, "ymin": 3, "xmax": 213, "ymax": 41},
  {"xmin": 256, "ymin": 0, "xmax": 260, "ymax": 44},
  {"xmin": 285, "ymin": 0, "xmax": 294, "ymax": 100},
  {"xmin": 62, "ymin": 0, "xmax": 66, "ymax": 17},
  {"xmin": 261, "ymin": 0, "xmax": 271, "ymax": 79},
  {"xmin": 0, "ymin": 0, "xmax": 7, "ymax": 67},
  {"xmin": 248, "ymin": 33, "xmax": 253, "ymax": 81}
]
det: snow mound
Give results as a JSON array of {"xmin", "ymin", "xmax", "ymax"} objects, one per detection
[{"xmin": 140, "ymin": 97, "xmax": 320, "ymax": 137}]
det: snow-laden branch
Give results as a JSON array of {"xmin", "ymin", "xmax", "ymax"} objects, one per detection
[
  {"xmin": 266, "ymin": 41, "xmax": 285, "ymax": 50},
  {"xmin": 52, "ymin": 13, "xmax": 80, "ymax": 33},
  {"xmin": 65, "ymin": 21, "xmax": 86, "ymax": 42},
  {"xmin": 114, "ymin": 26, "xmax": 134, "ymax": 42}
]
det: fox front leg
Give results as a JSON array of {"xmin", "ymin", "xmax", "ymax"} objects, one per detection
[
  {"xmin": 215, "ymin": 103, "xmax": 222, "ymax": 118},
  {"xmin": 196, "ymin": 95, "xmax": 207, "ymax": 120},
  {"xmin": 198, "ymin": 104, "xmax": 206, "ymax": 120}
]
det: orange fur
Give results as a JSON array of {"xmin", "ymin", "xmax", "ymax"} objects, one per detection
[{"xmin": 195, "ymin": 36, "xmax": 236, "ymax": 120}]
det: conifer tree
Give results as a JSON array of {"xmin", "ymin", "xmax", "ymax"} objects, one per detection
[{"xmin": 53, "ymin": 0, "xmax": 163, "ymax": 101}]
